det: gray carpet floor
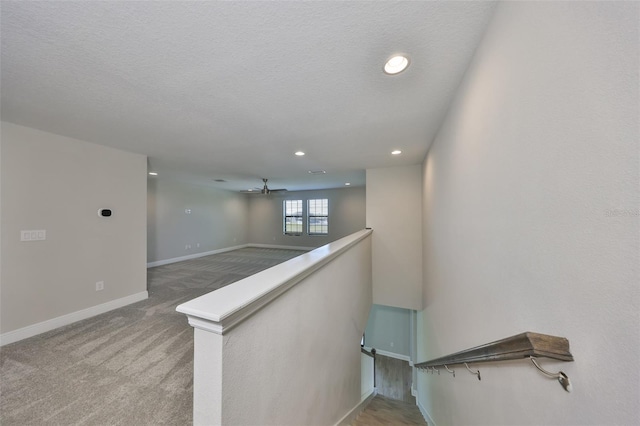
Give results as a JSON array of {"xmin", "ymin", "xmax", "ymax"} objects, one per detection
[{"xmin": 0, "ymin": 247, "xmax": 306, "ymax": 425}]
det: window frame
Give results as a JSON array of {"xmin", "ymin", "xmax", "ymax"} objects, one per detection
[
  {"xmin": 283, "ymin": 199, "xmax": 304, "ymax": 235},
  {"xmin": 307, "ymin": 198, "xmax": 329, "ymax": 236}
]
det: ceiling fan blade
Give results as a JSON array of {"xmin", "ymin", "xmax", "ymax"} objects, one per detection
[{"xmin": 239, "ymin": 178, "xmax": 287, "ymax": 194}]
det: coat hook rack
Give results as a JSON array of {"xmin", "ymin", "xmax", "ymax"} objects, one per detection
[{"xmin": 414, "ymin": 332, "xmax": 574, "ymax": 392}]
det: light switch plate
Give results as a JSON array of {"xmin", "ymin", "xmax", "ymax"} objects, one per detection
[{"xmin": 21, "ymin": 230, "xmax": 46, "ymax": 241}]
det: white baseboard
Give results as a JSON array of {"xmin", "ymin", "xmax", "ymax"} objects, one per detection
[
  {"xmin": 335, "ymin": 388, "xmax": 377, "ymax": 426},
  {"xmin": 147, "ymin": 243, "xmax": 313, "ymax": 268},
  {"xmin": 0, "ymin": 291, "xmax": 149, "ymax": 346},
  {"xmin": 147, "ymin": 244, "xmax": 249, "ymax": 267},
  {"xmin": 363, "ymin": 346, "xmax": 412, "ymax": 363},
  {"xmin": 248, "ymin": 243, "xmax": 316, "ymax": 251},
  {"xmin": 417, "ymin": 399, "xmax": 436, "ymax": 426}
]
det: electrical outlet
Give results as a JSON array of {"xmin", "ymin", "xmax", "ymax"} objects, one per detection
[
  {"xmin": 185, "ymin": 244, "xmax": 191, "ymax": 250},
  {"xmin": 96, "ymin": 281, "xmax": 104, "ymax": 291},
  {"xmin": 390, "ymin": 342, "xmax": 394, "ymax": 348},
  {"xmin": 196, "ymin": 243, "xmax": 200, "ymax": 248}
]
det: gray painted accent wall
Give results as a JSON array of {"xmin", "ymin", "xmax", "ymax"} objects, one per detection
[
  {"xmin": 364, "ymin": 304, "xmax": 411, "ymax": 357},
  {"xmin": 1, "ymin": 122, "xmax": 147, "ymax": 334},
  {"xmin": 247, "ymin": 186, "xmax": 366, "ymax": 248}
]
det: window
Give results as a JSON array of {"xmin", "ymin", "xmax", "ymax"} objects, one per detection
[
  {"xmin": 308, "ymin": 199, "xmax": 328, "ymax": 235},
  {"xmin": 283, "ymin": 200, "xmax": 303, "ymax": 235}
]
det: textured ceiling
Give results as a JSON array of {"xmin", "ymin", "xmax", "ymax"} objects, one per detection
[{"xmin": 1, "ymin": 1, "xmax": 496, "ymax": 191}]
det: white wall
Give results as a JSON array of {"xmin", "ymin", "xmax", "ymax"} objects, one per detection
[
  {"xmin": 221, "ymin": 235, "xmax": 371, "ymax": 425},
  {"xmin": 418, "ymin": 2, "xmax": 639, "ymax": 425},
  {"xmin": 364, "ymin": 304, "xmax": 411, "ymax": 357},
  {"xmin": 182, "ymin": 231, "xmax": 373, "ymax": 425},
  {"xmin": 0, "ymin": 122, "xmax": 147, "ymax": 336},
  {"xmin": 147, "ymin": 178, "xmax": 248, "ymax": 264},
  {"xmin": 367, "ymin": 165, "xmax": 422, "ymax": 310},
  {"xmin": 247, "ymin": 186, "xmax": 366, "ymax": 248}
]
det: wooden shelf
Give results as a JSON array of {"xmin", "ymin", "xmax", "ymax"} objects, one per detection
[{"xmin": 415, "ymin": 332, "xmax": 573, "ymax": 369}]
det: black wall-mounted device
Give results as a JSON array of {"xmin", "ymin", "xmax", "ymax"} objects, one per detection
[{"xmin": 98, "ymin": 209, "xmax": 112, "ymax": 218}]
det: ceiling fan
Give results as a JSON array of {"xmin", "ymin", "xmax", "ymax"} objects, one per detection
[{"xmin": 241, "ymin": 178, "xmax": 288, "ymax": 195}]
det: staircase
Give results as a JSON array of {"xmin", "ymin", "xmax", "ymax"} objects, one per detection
[
  {"xmin": 351, "ymin": 394, "xmax": 427, "ymax": 425},
  {"xmin": 352, "ymin": 354, "xmax": 427, "ymax": 425}
]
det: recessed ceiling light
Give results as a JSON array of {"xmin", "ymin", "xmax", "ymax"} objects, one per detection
[
  {"xmin": 308, "ymin": 170, "xmax": 326, "ymax": 175},
  {"xmin": 384, "ymin": 55, "xmax": 410, "ymax": 75},
  {"xmin": 148, "ymin": 172, "xmax": 158, "ymax": 176},
  {"xmin": 391, "ymin": 150, "xmax": 402, "ymax": 155},
  {"xmin": 345, "ymin": 182, "xmax": 351, "ymax": 186},
  {"xmin": 295, "ymin": 151, "xmax": 305, "ymax": 156},
  {"xmin": 213, "ymin": 179, "xmax": 226, "ymax": 182}
]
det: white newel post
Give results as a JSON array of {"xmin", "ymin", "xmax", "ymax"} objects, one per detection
[
  {"xmin": 191, "ymin": 326, "xmax": 223, "ymax": 425},
  {"xmin": 179, "ymin": 314, "xmax": 226, "ymax": 425}
]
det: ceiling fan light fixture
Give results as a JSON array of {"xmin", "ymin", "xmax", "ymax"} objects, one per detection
[{"xmin": 384, "ymin": 55, "xmax": 410, "ymax": 75}]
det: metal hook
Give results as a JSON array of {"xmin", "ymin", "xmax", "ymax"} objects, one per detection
[
  {"xmin": 431, "ymin": 366, "xmax": 440, "ymax": 375},
  {"xmin": 464, "ymin": 363, "xmax": 481, "ymax": 380},
  {"xmin": 444, "ymin": 365, "xmax": 455, "ymax": 378},
  {"xmin": 530, "ymin": 357, "xmax": 572, "ymax": 392}
]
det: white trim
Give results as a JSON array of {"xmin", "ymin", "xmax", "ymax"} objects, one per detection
[
  {"xmin": 363, "ymin": 346, "xmax": 412, "ymax": 363},
  {"xmin": 417, "ymin": 399, "xmax": 436, "ymax": 426},
  {"xmin": 147, "ymin": 245, "xmax": 249, "ymax": 267},
  {"xmin": 176, "ymin": 230, "xmax": 372, "ymax": 335},
  {"xmin": 335, "ymin": 388, "xmax": 377, "ymax": 426},
  {"xmin": 188, "ymin": 316, "xmax": 223, "ymax": 334},
  {"xmin": 411, "ymin": 386, "xmax": 417, "ymax": 397},
  {"xmin": 247, "ymin": 243, "xmax": 318, "ymax": 251},
  {"xmin": 0, "ymin": 291, "xmax": 148, "ymax": 346},
  {"xmin": 247, "ymin": 243, "xmax": 316, "ymax": 251},
  {"xmin": 146, "ymin": 243, "xmax": 314, "ymax": 268}
]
